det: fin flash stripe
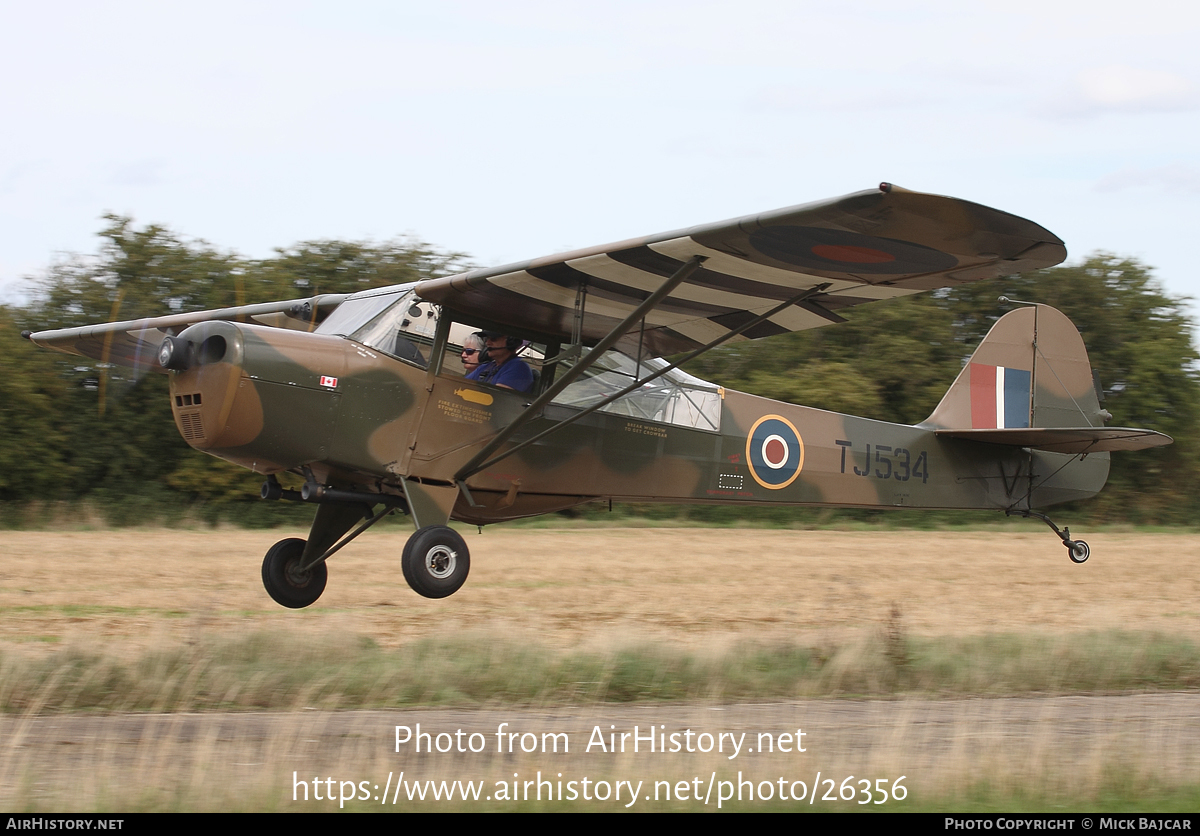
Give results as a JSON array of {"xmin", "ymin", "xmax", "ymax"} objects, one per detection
[{"xmin": 970, "ymin": 364, "xmax": 1031, "ymax": 429}]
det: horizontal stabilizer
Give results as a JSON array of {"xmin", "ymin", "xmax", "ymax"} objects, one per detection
[{"xmin": 936, "ymin": 427, "xmax": 1173, "ymax": 454}]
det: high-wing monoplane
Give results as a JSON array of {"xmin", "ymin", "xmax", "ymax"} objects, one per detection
[{"xmin": 26, "ymin": 184, "xmax": 1172, "ymax": 608}]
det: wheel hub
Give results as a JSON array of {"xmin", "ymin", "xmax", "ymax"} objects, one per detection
[
  {"xmin": 284, "ymin": 560, "xmax": 313, "ymax": 587},
  {"xmin": 424, "ymin": 545, "xmax": 457, "ymax": 579}
]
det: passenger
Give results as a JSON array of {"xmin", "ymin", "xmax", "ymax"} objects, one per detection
[
  {"xmin": 466, "ymin": 331, "xmax": 534, "ymax": 393},
  {"xmin": 460, "ymin": 332, "xmax": 485, "ymax": 376}
]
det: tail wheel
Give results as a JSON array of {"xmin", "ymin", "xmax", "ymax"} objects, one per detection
[
  {"xmin": 402, "ymin": 525, "xmax": 470, "ymax": 599},
  {"xmin": 262, "ymin": 537, "xmax": 328, "ymax": 608},
  {"xmin": 1068, "ymin": 540, "xmax": 1090, "ymax": 564}
]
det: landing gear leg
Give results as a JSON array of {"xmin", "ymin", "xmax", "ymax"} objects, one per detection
[{"xmin": 1006, "ymin": 509, "xmax": 1090, "ymax": 564}]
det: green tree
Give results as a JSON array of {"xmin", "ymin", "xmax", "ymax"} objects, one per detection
[
  {"xmin": 258, "ymin": 238, "xmax": 471, "ymax": 297},
  {"xmin": 31, "ymin": 215, "xmax": 245, "ymax": 332},
  {"xmin": 17, "ymin": 217, "xmax": 249, "ymax": 501},
  {"xmin": 0, "ymin": 306, "xmax": 77, "ymax": 500}
]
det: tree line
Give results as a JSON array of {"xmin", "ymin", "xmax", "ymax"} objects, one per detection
[{"xmin": 3, "ymin": 217, "xmax": 1197, "ymax": 524}]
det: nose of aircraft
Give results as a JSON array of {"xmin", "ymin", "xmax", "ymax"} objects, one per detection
[
  {"xmin": 165, "ymin": 320, "xmax": 250, "ymax": 452},
  {"xmin": 163, "ymin": 321, "xmax": 345, "ymax": 474}
]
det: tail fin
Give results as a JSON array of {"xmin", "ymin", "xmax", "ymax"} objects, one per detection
[
  {"xmin": 926, "ymin": 304, "xmax": 1101, "ymax": 431},
  {"xmin": 924, "ymin": 304, "xmax": 1169, "ymax": 454}
]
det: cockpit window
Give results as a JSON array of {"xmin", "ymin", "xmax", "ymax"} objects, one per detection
[{"xmin": 551, "ymin": 349, "xmax": 722, "ymax": 432}]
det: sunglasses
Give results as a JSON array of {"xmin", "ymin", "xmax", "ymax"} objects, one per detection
[{"xmin": 461, "ymin": 348, "xmax": 479, "ymax": 355}]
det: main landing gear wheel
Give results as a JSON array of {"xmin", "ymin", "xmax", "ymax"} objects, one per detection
[
  {"xmin": 261, "ymin": 537, "xmax": 328, "ymax": 608},
  {"xmin": 402, "ymin": 525, "xmax": 470, "ymax": 599},
  {"xmin": 1067, "ymin": 540, "xmax": 1090, "ymax": 564}
]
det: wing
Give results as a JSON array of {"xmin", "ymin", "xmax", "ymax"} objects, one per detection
[
  {"xmin": 25, "ymin": 294, "xmax": 349, "ymax": 371},
  {"xmin": 415, "ymin": 183, "xmax": 1066, "ymax": 358}
]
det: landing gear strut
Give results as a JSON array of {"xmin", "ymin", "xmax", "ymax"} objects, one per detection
[
  {"xmin": 1006, "ymin": 509, "xmax": 1090, "ymax": 564},
  {"xmin": 258, "ymin": 479, "xmax": 407, "ymax": 608},
  {"xmin": 257, "ymin": 477, "xmax": 471, "ymax": 605}
]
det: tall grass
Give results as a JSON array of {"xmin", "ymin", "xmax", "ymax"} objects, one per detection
[
  {"xmin": 3, "ymin": 690, "xmax": 1199, "ymax": 812},
  {"xmin": 2, "ymin": 629, "xmax": 1198, "ymax": 713},
  {"xmin": 4, "ymin": 629, "xmax": 1199, "ymax": 811}
]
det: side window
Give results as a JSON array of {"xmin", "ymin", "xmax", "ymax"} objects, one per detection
[
  {"xmin": 441, "ymin": 327, "xmax": 547, "ymax": 388},
  {"xmin": 551, "ymin": 350, "xmax": 721, "ymax": 431}
]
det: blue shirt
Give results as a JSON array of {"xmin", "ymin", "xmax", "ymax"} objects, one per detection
[{"xmin": 466, "ymin": 358, "xmax": 534, "ymax": 393}]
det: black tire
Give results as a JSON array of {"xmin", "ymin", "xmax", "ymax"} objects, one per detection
[
  {"xmin": 401, "ymin": 525, "xmax": 470, "ymax": 599},
  {"xmin": 1068, "ymin": 540, "xmax": 1090, "ymax": 564},
  {"xmin": 261, "ymin": 537, "xmax": 328, "ymax": 608}
]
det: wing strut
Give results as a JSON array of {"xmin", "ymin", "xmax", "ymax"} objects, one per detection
[
  {"xmin": 454, "ymin": 280, "xmax": 833, "ymax": 484},
  {"xmin": 453, "ymin": 256, "xmax": 707, "ymax": 488}
]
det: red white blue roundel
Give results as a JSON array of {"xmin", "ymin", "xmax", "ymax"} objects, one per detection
[{"xmin": 746, "ymin": 415, "xmax": 804, "ymax": 490}]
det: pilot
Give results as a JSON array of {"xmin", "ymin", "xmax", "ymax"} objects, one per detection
[
  {"xmin": 466, "ymin": 331, "xmax": 534, "ymax": 393},
  {"xmin": 460, "ymin": 332, "xmax": 485, "ymax": 376}
]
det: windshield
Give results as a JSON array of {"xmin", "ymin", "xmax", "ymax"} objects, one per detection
[
  {"xmin": 314, "ymin": 289, "xmax": 409, "ymax": 338},
  {"xmin": 315, "ymin": 289, "xmax": 438, "ymax": 367}
]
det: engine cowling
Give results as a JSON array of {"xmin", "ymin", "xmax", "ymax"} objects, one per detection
[{"xmin": 165, "ymin": 321, "xmax": 346, "ymax": 474}]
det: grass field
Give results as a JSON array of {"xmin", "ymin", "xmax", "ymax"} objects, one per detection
[
  {"xmin": 5, "ymin": 526, "xmax": 1199, "ymax": 652},
  {"xmin": 2, "ymin": 526, "xmax": 1198, "ymax": 811}
]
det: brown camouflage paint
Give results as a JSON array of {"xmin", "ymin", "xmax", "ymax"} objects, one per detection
[{"xmin": 166, "ymin": 305, "xmax": 1110, "ymax": 530}]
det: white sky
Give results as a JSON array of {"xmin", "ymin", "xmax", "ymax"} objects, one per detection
[{"xmin": 3, "ymin": 1, "xmax": 1198, "ymax": 328}]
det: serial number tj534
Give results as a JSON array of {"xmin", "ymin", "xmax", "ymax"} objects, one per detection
[{"xmin": 835, "ymin": 440, "xmax": 930, "ymax": 484}]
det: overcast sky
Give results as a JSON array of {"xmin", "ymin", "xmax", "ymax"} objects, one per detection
[{"xmin": 3, "ymin": 1, "xmax": 1198, "ymax": 326}]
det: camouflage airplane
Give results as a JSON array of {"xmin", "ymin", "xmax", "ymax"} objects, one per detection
[{"xmin": 25, "ymin": 183, "xmax": 1171, "ymax": 608}]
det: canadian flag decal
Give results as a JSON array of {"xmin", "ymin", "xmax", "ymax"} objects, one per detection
[{"xmin": 320, "ymin": 375, "xmax": 338, "ymax": 389}]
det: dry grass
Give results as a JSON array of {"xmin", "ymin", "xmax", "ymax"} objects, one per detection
[
  {"xmin": 3, "ymin": 528, "xmax": 1199, "ymax": 657},
  {"xmin": 2, "ymin": 527, "xmax": 1199, "ymax": 811}
]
